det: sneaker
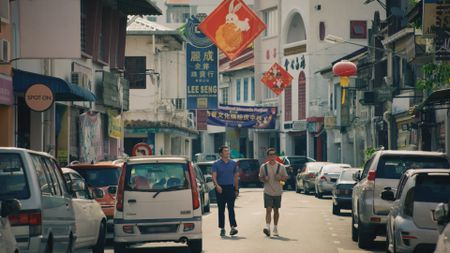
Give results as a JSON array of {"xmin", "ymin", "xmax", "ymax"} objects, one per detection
[
  {"xmin": 230, "ymin": 227, "xmax": 238, "ymax": 236},
  {"xmin": 220, "ymin": 229, "xmax": 226, "ymax": 237},
  {"xmin": 273, "ymin": 228, "xmax": 279, "ymax": 236},
  {"xmin": 263, "ymin": 228, "xmax": 270, "ymax": 237}
]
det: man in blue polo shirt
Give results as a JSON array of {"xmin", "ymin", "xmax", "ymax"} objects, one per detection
[{"xmin": 212, "ymin": 145, "xmax": 239, "ymax": 237}]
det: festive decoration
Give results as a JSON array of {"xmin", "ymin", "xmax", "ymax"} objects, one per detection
[
  {"xmin": 332, "ymin": 60, "xmax": 357, "ymax": 104},
  {"xmin": 198, "ymin": 0, "xmax": 266, "ymax": 60},
  {"xmin": 261, "ymin": 63, "xmax": 294, "ymax": 96}
]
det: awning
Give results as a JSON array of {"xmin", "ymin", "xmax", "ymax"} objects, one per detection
[
  {"xmin": 118, "ymin": 0, "xmax": 162, "ymax": 15},
  {"xmin": 13, "ymin": 69, "xmax": 96, "ymax": 102},
  {"xmin": 419, "ymin": 88, "xmax": 450, "ymax": 110}
]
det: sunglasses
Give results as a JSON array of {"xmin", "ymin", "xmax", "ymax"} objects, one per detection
[{"xmin": 268, "ymin": 153, "xmax": 276, "ymax": 156}]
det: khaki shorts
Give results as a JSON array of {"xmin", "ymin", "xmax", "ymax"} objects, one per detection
[{"xmin": 264, "ymin": 193, "xmax": 282, "ymax": 208}]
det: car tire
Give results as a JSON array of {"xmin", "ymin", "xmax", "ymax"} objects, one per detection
[
  {"xmin": 93, "ymin": 221, "xmax": 106, "ymax": 253},
  {"xmin": 332, "ymin": 203, "xmax": 340, "ymax": 215},
  {"xmin": 351, "ymin": 214, "xmax": 358, "ymax": 242},
  {"xmin": 114, "ymin": 243, "xmax": 127, "ymax": 253},
  {"xmin": 188, "ymin": 239, "xmax": 202, "ymax": 253},
  {"xmin": 316, "ymin": 190, "xmax": 323, "ymax": 199},
  {"xmin": 357, "ymin": 219, "xmax": 373, "ymax": 249}
]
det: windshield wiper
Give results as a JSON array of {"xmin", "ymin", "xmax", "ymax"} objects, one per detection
[{"xmin": 152, "ymin": 185, "xmax": 184, "ymax": 198}]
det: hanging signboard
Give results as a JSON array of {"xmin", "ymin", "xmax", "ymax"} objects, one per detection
[
  {"xmin": 25, "ymin": 83, "xmax": 54, "ymax": 112},
  {"xmin": 198, "ymin": 0, "xmax": 266, "ymax": 60},
  {"xmin": 207, "ymin": 104, "xmax": 277, "ymax": 129},
  {"xmin": 261, "ymin": 63, "xmax": 293, "ymax": 96}
]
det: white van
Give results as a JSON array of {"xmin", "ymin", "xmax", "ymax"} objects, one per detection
[
  {"xmin": 0, "ymin": 148, "xmax": 76, "ymax": 253},
  {"xmin": 113, "ymin": 156, "xmax": 202, "ymax": 253}
]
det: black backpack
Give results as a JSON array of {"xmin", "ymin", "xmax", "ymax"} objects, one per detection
[{"xmin": 264, "ymin": 163, "xmax": 280, "ymax": 176}]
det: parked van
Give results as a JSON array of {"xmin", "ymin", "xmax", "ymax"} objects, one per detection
[
  {"xmin": 0, "ymin": 148, "xmax": 76, "ymax": 253},
  {"xmin": 113, "ymin": 156, "xmax": 202, "ymax": 253}
]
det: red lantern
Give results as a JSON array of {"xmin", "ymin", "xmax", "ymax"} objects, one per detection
[{"xmin": 332, "ymin": 60, "xmax": 357, "ymax": 104}]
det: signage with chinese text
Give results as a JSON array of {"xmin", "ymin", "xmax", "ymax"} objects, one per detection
[
  {"xmin": 0, "ymin": 76, "xmax": 13, "ymax": 106},
  {"xmin": 261, "ymin": 63, "xmax": 293, "ymax": 96},
  {"xmin": 208, "ymin": 104, "xmax": 277, "ymax": 129}
]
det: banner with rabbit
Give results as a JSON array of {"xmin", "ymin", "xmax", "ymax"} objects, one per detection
[
  {"xmin": 198, "ymin": 0, "xmax": 266, "ymax": 60},
  {"xmin": 261, "ymin": 63, "xmax": 294, "ymax": 96}
]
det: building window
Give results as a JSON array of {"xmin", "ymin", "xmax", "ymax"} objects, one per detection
[
  {"xmin": 125, "ymin": 56, "xmax": 146, "ymax": 89},
  {"xmin": 263, "ymin": 8, "xmax": 277, "ymax": 37},
  {"xmin": 263, "ymin": 85, "xmax": 275, "ymax": 99},
  {"xmin": 285, "ymin": 85, "xmax": 292, "ymax": 121},
  {"xmin": 166, "ymin": 5, "xmax": 191, "ymax": 23},
  {"xmin": 98, "ymin": 6, "xmax": 112, "ymax": 63},
  {"xmin": 243, "ymin": 78, "xmax": 249, "ymax": 102},
  {"xmin": 251, "ymin": 77, "xmax": 255, "ymax": 101},
  {"xmin": 350, "ymin": 20, "xmax": 367, "ymax": 39},
  {"xmin": 236, "ymin": 79, "xmax": 241, "ymax": 101},
  {"xmin": 298, "ymin": 71, "xmax": 306, "ymax": 119},
  {"xmin": 222, "ymin": 87, "xmax": 229, "ymax": 105}
]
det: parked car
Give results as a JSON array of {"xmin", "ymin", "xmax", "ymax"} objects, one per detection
[
  {"xmin": 0, "ymin": 147, "xmax": 76, "ymax": 253},
  {"xmin": 351, "ymin": 150, "xmax": 450, "ymax": 249},
  {"xmin": 193, "ymin": 153, "xmax": 219, "ymax": 163},
  {"xmin": 193, "ymin": 164, "xmax": 211, "ymax": 214},
  {"xmin": 296, "ymin": 162, "xmax": 330, "ymax": 194},
  {"xmin": 435, "ymin": 202, "xmax": 450, "ymax": 253},
  {"xmin": 234, "ymin": 158, "xmax": 260, "ymax": 187},
  {"xmin": 281, "ymin": 156, "xmax": 316, "ymax": 190},
  {"xmin": 315, "ymin": 163, "xmax": 351, "ymax": 198},
  {"xmin": 332, "ymin": 168, "xmax": 361, "ymax": 215},
  {"xmin": 68, "ymin": 162, "xmax": 122, "ymax": 238},
  {"xmin": 384, "ymin": 169, "xmax": 450, "ymax": 253},
  {"xmin": 196, "ymin": 161, "xmax": 216, "ymax": 203},
  {"xmin": 0, "ymin": 199, "xmax": 21, "ymax": 253},
  {"xmin": 114, "ymin": 156, "xmax": 202, "ymax": 253}
]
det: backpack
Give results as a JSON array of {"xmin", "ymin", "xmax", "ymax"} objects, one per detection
[{"xmin": 264, "ymin": 163, "xmax": 280, "ymax": 176}]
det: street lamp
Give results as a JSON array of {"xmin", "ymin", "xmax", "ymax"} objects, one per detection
[{"xmin": 324, "ymin": 34, "xmax": 391, "ymax": 53}]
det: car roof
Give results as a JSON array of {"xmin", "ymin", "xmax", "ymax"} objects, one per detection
[
  {"xmin": 127, "ymin": 155, "xmax": 189, "ymax": 164},
  {"xmin": 196, "ymin": 161, "xmax": 216, "ymax": 165},
  {"xmin": 377, "ymin": 150, "xmax": 446, "ymax": 157},
  {"xmin": 322, "ymin": 163, "xmax": 351, "ymax": 168},
  {"xmin": 68, "ymin": 161, "xmax": 122, "ymax": 169},
  {"xmin": 0, "ymin": 147, "xmax": 55, "ymax": 159},
  {"xmin": 405, "ymin": 168, "xmax": 450, "ymax": 177},
  {"xmin": 61, "ymin": 167, "xmax": 82, "ymax": 176}
]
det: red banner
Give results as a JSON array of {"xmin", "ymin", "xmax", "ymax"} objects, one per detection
[{"xmin": 261, "ymin": 63, "xmax": 294, "ymax": 96}]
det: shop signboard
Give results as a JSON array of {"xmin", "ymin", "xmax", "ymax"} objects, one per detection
[{"xmin": 207, "ymin": 104, "xmax": 277, "ymax": 129}]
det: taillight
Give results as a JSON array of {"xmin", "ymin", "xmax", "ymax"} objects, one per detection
[
  {"xmin": 367, "ymin": 170, "xmax": 376, "ymax": 181},
  {"xmin": 307, "ymin": 173, "xmax": 315, "ymax": 178},
  {"xmin": 9, "ymin": 212, "xmax": 42, "ymax": 236},
  {"xmin": 188, "ymin": 162, "xmax": 200, "ymax": 210},
  {"xmin": 116, "ymin": 163, "xmax": 127, "ymax": 212},
  {"xmin": 320, "ymin": 176, "xmax": 327, "ymax": 181}
]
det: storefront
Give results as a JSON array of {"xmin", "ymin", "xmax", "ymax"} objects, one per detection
[{"xmin": 0, "ymin": 75, "xmax": 14, "ymax": 146}]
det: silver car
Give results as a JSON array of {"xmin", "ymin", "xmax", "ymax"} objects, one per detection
[
  {"xmin": 296, "ymin": 162, "xmax": 330, "ymax": 194},
  {"xmin": 352, "ymin": 150, "xmax": 449, "ymax": 249},
  {"xmin": 315, "ymin": 163, "xmax": 351, "ymax": 198},
  {"xmin": 384, "ymin": 169, "xmax": 450, "ymax": 253},
  {"xmin": 434, "ymin": 202, "xmax": 450, "ymax": 253}
]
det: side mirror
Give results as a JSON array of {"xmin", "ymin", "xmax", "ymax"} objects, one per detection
[
  {"xmin": 352, "ymin": 171, "xmax": 361, "ymax": 182},
  {"xmin": 1, "ymin": 199, "xmax": 21, "ymax": 218},
  {"xmin": 381, "ymin": 188, "xmax": 395, "ymax": 201},
  {"xmin": 71, "ymin": 180, "xmax": 85, "ymax": 192},
  {"xmin": 205, "ymin": 176, "xmax": 213, "ymax": 183},
  {"xmin": 92, "ymin": 188, "xmax": 105, "ymax": 199}
]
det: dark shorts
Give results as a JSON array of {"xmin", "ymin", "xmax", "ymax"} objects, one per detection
[{"xmin": 264, "ymin": 193, "xmax": 282, "ymax": 208}]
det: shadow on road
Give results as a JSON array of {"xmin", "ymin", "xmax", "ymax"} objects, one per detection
[
  {"xmin": 269, "ymin": 236, "xmax": 297, "ymax": 242},
  {"xmin": 220, "ymin": 236, "xmax": 247, "ymax": 240}
]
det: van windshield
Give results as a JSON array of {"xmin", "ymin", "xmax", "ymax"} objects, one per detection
[
  {"xmin": 376, "ymin": 156, "xmax": 450, "ymax": 179},
  {"xmin": 75, "ymin": 167, "xmax": 121, "ymax": 187},
  {"xmin": 0, "ymin": 153, "xmax": 30, "ymax": 200},
  {"xmin": 126, "ymin": 163, "xmax": 189, "ymax": 192},
  {"xmin": 414, "ymin": 174, "xmax": 450, "ymax": 203}
]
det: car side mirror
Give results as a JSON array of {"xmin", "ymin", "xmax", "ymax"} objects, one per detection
[
  {"xmin": 1, "ymin": 199, "xmax": 21, "ymax": 218},
  {"xmin": 381, "ymin": 188, "xmax": 395, "ymax": 201},
  {"xmin": 92, "ymin": 188, "xmax": 105, "ymax": 199},
  {"xmin": 205, "ymin": 176, "xmax": 213, "ymax": 183},
  {"xmin": 352, "ymin": 171, "xmax": 361, "ymax": 182}
]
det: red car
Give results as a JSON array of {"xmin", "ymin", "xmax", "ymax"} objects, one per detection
[{"xmin": 234, "ymin": 158, "xmax": 261, "ymax": 187}]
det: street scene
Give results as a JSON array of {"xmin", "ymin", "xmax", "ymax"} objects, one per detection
[{"xmin": 0, "ymin": 0, "xmax": 449, "ymax": 253}]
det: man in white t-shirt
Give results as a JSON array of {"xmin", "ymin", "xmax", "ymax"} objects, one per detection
[{"xmin": 259, "ymin": 148, "xmax": 288, "ymax": 237}]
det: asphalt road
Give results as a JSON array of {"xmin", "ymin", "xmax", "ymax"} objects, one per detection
[{"xmin": 76, "ymin": 188, "xmax": 386, "ymax": 253}]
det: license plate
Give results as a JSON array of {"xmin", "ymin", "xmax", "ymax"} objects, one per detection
[{"xmin": 139, "ymin": 224, "xmax": 179, "ymax": 234}]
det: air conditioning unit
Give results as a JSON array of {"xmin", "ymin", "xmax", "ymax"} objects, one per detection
[
  {"xmin": 71, "ymin": 72, "xmax": 90, "ymax": 88},
  {"xmin": 360, "ymin": 91, "xmax": 376, "ymax": 105},
  {"xmin": 0, "ymin": 39, "xmax": 10, "ymax": 63}
]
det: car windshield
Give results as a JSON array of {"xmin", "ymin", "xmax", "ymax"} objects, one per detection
[
  {"xmin": 0, "ymin": 153, "xmax": 30, "ymax": 200},
  {"xmin": 198, "ymin": 164, "xmax": 213, "ymax": 175},
  {"xmin": 340, "ymin": 170, "xmax": 359, "ymax": 181},
  {"xmin": 322, "ymin": 166, "xmax": 348, "ymax": 174},
  {"xmin": 126, "ymin": 163, "xmax": 189, "ymax": 191},
  {"xmin": 286, "ymin": 157, "xmax": 307, "ymax": 166},
  {"xmin": 414, "ymin": 174, "xmax": 450, "ymax": 203},
  {"xmin": 238, "ymin": 160, "xmax": 259, "ymax": 172},
  {"xmin": 75, "ymin": 167, "xmax": 121, "ymax": 187},
  {"xmin": 307, "ymin": 163, "xmax": 325, "ymax": 173},
  {"xmin": 376, "ymin": 156, "xmax": 450, "ymax": 179}
]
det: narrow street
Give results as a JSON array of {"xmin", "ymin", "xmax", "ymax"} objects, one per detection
[{"xmin": 81, "ymin": 188, "xmax": 386, "ymax": 253}]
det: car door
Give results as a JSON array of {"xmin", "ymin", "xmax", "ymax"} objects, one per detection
[{"xmin": 353, "ymin": 157, "xmax": 373, "ymax": 218}]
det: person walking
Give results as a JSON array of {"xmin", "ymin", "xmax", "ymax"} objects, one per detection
[
  {"xmin": 259, "ymin": 148, "xmax": 288, "ymax": 237},
  {"xmin": 212, "ymin": 145, "xmax": 240, "ymax": 237}
]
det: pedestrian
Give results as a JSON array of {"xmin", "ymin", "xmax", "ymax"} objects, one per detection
[
  {"xmin": 259, "ymin": 147, "xmax": 288, "ymax": 237},
  {"xmin": 211, "ymin": 145, "xmax": 239, "ymax": 237}
]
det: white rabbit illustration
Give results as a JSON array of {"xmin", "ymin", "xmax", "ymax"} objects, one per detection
[{"xmin": 226, "ymin": 0, "xmax": 250, "ymax": 32}]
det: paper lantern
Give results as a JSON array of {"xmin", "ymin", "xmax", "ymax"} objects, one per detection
[{"xmin": 332, "ymin": 60, "xmax": 357, "ymax": 104}]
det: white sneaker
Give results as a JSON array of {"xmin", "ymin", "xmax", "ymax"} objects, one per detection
[{"xmin": 273, "ymin": 228, "xmax": 279, "ymax": 236}]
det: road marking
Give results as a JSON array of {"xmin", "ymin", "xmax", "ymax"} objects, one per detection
[
  {"xmin": 333, "ymin": 240, "xmax": 341, "ymax": 244},
  {"xmin": 332, "ymin": 233, "xmax": 337, "ymax": 237},
  {"xmin": 327, "ymin": 222, "xmax": 332, "ymax": 225},
  {"xmin": 329, "ymin": 227, "xmax": 334, "ymax": 230}
]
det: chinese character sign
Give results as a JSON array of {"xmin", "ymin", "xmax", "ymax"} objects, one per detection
[
  {"xmin": 208, "ymin": 105, "xmax": 277, "ymax": 129},
  {"xmin": 261, "ymin": 63, "xmax": 294, "ymax": 96},
  {"xmin": 186, "ymin": 43, "xmax": 218, "ymax": 110},
  {"xmin": 198, "ymin": 0, "xmax": 266, "ymax": 60}
]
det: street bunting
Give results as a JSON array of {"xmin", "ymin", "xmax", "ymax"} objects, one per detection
[
  {"xmin": 261, "ymin": 63, "xmax": 293, "ymax": 96},
  {"xmin": 207, "ymin": 104, "xmax": 277, "ymax": 129},
  {"xmin": 198, "ymin": 0, "xmax": 266, "ymax": 60}
]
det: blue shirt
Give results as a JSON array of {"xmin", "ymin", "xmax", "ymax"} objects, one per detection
[{"xmin": 212, "ymin": 159, "xmax": 238, "ymax": 186}]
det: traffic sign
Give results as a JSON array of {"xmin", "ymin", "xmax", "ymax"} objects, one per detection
[{"xmin": 132, "ymin": 143, "xmax": 153, "ymax": 156}]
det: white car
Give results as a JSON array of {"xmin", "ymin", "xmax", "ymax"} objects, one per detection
[
  {"xmin": 315, "ymin": 163, "xmax": 351, "ymax": 198},
  {"xmin": 62, "ymin": 168, "xmax": 107, "ymax": 253},
  {"xmin": 114, "ymin": 156, "xmax": 202, "ymax": 253},
  {"xmin": 384, "ymin": 169, "xmax": 450, "ymax": 253},
  {"xmin": 0, "ymin": 199, "xmax": 21, "ymax": 253},
  {"xmin": 435, "ymin": 202, "xmax": 450, "ymax": 253}
]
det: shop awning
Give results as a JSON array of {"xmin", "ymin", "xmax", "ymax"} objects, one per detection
[
  {"xmin": 118, "ymin": 0, "xmax": 162, "ymax": 15},
  {"xmin": 13, "ymin": 69, "xmax": 96, "ymax": 102},
  {"xmin": 419, "ymin": 88, "xmax": 450, "ymax": 110}
]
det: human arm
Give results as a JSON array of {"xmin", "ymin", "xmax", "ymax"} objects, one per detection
[{"xmin": 211, "ymin": 163, "xmax": 222, "ymax": 193}]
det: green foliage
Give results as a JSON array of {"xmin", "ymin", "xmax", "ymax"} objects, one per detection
[
  {"xmin": 416, "ymin": 63, "xmax": 450, "ymax": 92},
  {"xmin": 364, "ymin": 147, "xmax": 377, "ymax": 161}
]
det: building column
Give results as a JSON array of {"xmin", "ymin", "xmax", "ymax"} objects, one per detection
[{"xmin": 0, "ymin": 106, "xmax": 14, "ymax": 146}]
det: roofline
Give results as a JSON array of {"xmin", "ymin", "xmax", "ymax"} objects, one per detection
[{"xmin": 127, "ymin": 31, "xmax": 184, "ymax": 44}]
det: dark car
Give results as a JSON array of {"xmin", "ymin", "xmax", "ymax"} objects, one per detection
[
  {"xmin": 193, "ymin": 164, "xmax": 211, "ymax": 214},
  {"xmin": 233, "ymin": 158, "xmax": 261, "ymax": 187},
  {"xmin": 196, "ymin": 161, "xmax": 216, "ymax": 203},
  {"xmin": 281, "ymin": 156, "xmax": 316, "ymax": 190},
  {"xmin": 332, "ymin": 168, "xmax": 361, "ymax": 215}
]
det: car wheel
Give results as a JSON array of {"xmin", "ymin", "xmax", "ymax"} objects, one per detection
[
  {"xmin": 188, "ymin": 239, "xmax": 202, "ymax": 253},
  {"xmin": 357, "ymin": 218, "xmax": 373, "ymax": 249},
  {"xmin": 114, "ymin": 243, "xmax": 127, "ymax": 253},
  {"xmin": 351, "ymin": 214, "xmax": 358, "ymax": 242},
  {"xmin": 317, "ymin": 190, "xmax": 323, "ymax": 199},
  {"xmin": 93, "ymin": 221, "xmax": 106, "ymax": 253},
  {"xmin": 332, "ymin": 203, "xmax": 340, "ymax": 215}
]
